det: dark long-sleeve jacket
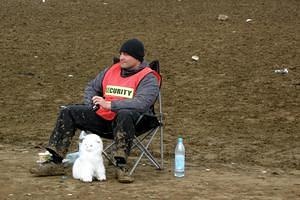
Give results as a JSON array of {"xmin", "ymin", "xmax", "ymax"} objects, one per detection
[{"xmin": 84, "ymin": 61, "xmax": 160, "ymax": 113}]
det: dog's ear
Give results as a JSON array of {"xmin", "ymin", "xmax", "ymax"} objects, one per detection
[{"xmin": 79, "ymin": 131, "xmax": 87, "ymax": 140}]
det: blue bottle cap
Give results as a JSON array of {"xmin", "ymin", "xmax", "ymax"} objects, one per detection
[{"xmin": 178, "ymin": 137, "xmax": 183, "ymax": 143}]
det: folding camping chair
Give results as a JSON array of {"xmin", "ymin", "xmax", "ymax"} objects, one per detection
[{"xmin": 100, "ymin": 59, "xmax": 164, "ymax": 176}]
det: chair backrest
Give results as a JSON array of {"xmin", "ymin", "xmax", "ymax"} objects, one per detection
[
  {"xmin": 148, "ymin": 60, "xmax": 162, "ymax": 116},
  {"xmin": 149, "ymin": 60, "xmax": 160, "ymax": 74}
]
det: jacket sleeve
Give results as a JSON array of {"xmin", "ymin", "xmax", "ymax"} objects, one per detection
[
  {"xmin": 83, "ymin": 68, "xmax": 108, "ymax": 105},
  {"xmin": 110, "ymin": 73, "xmax": 160, "ymax": 113}
]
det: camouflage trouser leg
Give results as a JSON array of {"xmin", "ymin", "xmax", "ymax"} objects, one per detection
[
  {"xmin": 112, "ymin": 110, "xmax": 141, "ymax": 157},
  {"xmin": 48, "ymin": 104, "xmax": 112, "ymax": 159}
]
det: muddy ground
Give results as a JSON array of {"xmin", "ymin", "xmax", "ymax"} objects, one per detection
[{"xmin": 0, "ymin": 0, "xmax": 299, "ymax": 199}]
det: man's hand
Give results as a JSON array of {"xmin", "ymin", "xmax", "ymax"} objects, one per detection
[{"xmin": 92, "ymin": 96, "xmax": 111, "ymax": 110}]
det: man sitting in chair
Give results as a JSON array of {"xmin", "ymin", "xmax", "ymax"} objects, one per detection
[{"xmin": 30, "ymin": 38, "xmax": 161, "ymax": 183}]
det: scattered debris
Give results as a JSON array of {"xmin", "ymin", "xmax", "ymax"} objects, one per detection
[
  {"xmin": 37, "ymin": 151, "xmax": 52, "ymax": 163},
  {"xmin": 17, "ymin": 72, "xmax": 35, "ymax": 77},
  {"xmin": 205, "ymin": 168, "xmax": 211, "ymax": 172},
  {"xmin": 68, "ymin": 74, "xmax": 74, "ymax": 77},
  {"xmin": 271, "ymin": 171, "xmax": 280, "ymax": 175},
  {"xmin": 246, "ymin": 18, "xmax": 253, "ymax": 23},
  {"xmin": 60, "ymin": 105, "xmax": 67, "ymax": 109},
  {"xmin": 274, "ymin": 68, "xmax": 288, "ymax": 74},
  {"xmin": 218, "ymin": 14, "xmax": 229, "ymax": 21},
  {"xmin": 191, "ymin": 55, "xmax": 199, "ymax": 61}
]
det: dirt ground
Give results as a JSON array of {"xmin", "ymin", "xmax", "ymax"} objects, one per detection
[{"xmin": 0, "ymin": 0, "xmax": 299, "ymax": 199}]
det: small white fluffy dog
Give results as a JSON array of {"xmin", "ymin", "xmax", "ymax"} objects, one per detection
[{"xmin": 72, "ymin": 133, "xmax": 106, "ymax": 182}]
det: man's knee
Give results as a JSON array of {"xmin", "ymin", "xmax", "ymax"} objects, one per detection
[
  {"xmin": 59, "ymin": 104, "xmax": 89, "ymax": 117},
  {"xmin": 115, "ymin": 109, "xmax": 141, "ymax": 123},
  {"xmin": 115, "ymin": 109, "xmax": 135, "ymax": 119},
  {"xmin": 59, "ymin": 105, "xmax": 75, "ymax": 114}
]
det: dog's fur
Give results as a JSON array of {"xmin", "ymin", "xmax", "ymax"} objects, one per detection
[{"xmin": 72, "ymin": 134, "xmax": 106, "ymax": 182}]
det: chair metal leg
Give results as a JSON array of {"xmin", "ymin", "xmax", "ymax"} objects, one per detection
[
  {"xmin": 129, "ymin": 127, "xmax": 162, "ymax": 175},
  {"xmin": 102, "ymin": 141, "xmax": 117, "ymax": 167},
  {"xmin": 130, "ymin": 129, "xmax": 154, "ymax": 149},
  {"xmin": 160, "ymin": 125, "xmax": 164, "ymax": 169},
  {"xmin": 101, "ymin": 125, "xmax": 164, "ymax": 176}
]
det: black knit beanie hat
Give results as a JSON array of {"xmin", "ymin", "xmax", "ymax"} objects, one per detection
[{"xmin": 119, "ymin": 38, "xmax": 144, "ymax": 62}]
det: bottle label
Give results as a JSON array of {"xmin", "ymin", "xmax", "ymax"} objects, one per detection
[{"xmin": 175, "ymin": 155, "xmax": 185, "ymax": 171}]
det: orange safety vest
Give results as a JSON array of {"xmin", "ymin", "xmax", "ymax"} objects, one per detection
[{"xmin": 96, "ymin": 63, "xmax": 161, "ymax": 120}]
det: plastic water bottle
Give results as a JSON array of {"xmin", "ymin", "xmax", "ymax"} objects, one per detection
[
  {"xmin": 63, "ymin": 131, "xmax": 87, "ymax": 166},
  {"xmin": 62, "ymin": 151, "xmax": 79, "ymax": 166},
  {"xmin": 174, "ymin": 137, "xmax": 185, "ymax": 177}
]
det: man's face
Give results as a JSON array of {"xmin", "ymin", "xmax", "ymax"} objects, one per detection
[{"xmin": 119, "ymin": 52, "xmax": 141, "ymax": 69}]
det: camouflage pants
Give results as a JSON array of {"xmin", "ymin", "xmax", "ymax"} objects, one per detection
[{"xmin": 48, "ymin": 104, "xmax": 141, "ymax": 159}]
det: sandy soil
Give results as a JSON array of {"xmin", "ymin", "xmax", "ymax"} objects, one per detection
[{"xmin": 0, "ymin": 0, "xmax": 299, "ymax": 199}]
